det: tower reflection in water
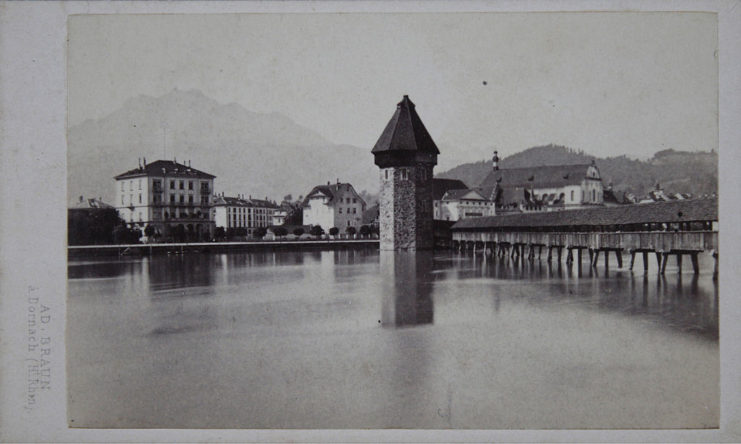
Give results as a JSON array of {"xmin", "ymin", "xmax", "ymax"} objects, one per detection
[{"xmin": 380, "ymin": 251, "xmax": 434, "ymax": 327}]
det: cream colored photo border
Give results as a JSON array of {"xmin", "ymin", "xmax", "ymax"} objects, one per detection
[{"xmin": 1, "ymin": 1, "xmax": 740, "ymax": 442}]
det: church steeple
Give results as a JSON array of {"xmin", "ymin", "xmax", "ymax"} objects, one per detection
[{"xmin": 492, "ymin": 150, "xmax": 499, "ymax": 171}]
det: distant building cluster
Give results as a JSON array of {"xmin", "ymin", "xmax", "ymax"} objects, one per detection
[{"xmin": 70, "ymin": 96, "xmax": 712, "ymax": 246}]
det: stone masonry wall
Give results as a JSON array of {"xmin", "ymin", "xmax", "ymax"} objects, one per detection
[{"xmin": 379, "ymin": 164, "xmax": 434, "ymax": 250}]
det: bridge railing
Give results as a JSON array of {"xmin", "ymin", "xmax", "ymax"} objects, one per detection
[{"xmin": 452, "ymin": 231, "xmax": 718, "ymax": 252}]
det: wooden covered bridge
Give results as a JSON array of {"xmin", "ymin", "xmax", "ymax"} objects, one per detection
[{"xmin": 450, "ymin": 198, "xmax": 718, "ymax": 274}]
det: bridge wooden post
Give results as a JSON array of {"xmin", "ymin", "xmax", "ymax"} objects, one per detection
[
  {"xmin": 557, "ymin": 246, "xmax": 563, "ymax": 263},
  {"xmin": 538, "ymin": 245, "xmax": 543, "ymax": 260},
  {"xmin": 643, "ymin": 251, "xmax": 649, "ymax": 272},
  {"xmin": 588, "ymin": 248, "xmax": 594, "ymax": 266},
  {"xmin": 577, "ymin": 248, "xmax": 583, "ymax": 266},
  {"xmin": 591, "ymin": 249, "xmax": 599, "ymax": 267},
  {"xmin": 660, "ymin": 252, "xmax": 669, "ymax": 274},
  {"xmin": 566, "ymin": 247, "xmax": 573, "ymax": 264},
  {"xmin": 528, "ymin": 245, "xmax": 535, "ymax": 261},
  {"xmin": 615, "ymin": 250, "xmax": 623, "ymax": 268},
  {"xmin": 690, "ymin": 252, "xmax": 699, "ymax": 274},
  {"xmin": 629, "ymin": 250, "xmax": 636, "ymax": 270},
  {"xmin": 604, "ymin": 249, "xmax": 610, "ymax": 269},
  {"xmin": 655, "ymin": 251, "xmax": 662, "ymax": 270},
  {"xmin": 676, "ymin": 253, "xmax": 683, "ymax": 273}
]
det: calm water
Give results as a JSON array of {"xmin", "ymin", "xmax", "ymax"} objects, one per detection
[{"xmin": 67, "ymin": 249, "xmax": 719, "ymax": 429}]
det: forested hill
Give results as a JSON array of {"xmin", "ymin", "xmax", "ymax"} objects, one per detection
[{"xmin": 436, "ymin": 145, "xmax": 718, "ymax": 197}]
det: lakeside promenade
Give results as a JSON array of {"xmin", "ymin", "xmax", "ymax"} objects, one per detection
[{"xmin": 68, "ymin": 238, "xmax": 380, "ymax": 258}]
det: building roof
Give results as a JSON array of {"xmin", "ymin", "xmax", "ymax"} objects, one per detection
[
  {"xmin": 451, "ymin": 198, "xmax": 718, "ymax": 231},
  {"xmin": 114, "ymin": 160, "xmax": 215, "ymax": 180},
  {"xmin": 302, "ymin": 183, "xmax": 364, "ymax": 207},
  {"xmin": 212, "ymin": 195, "xmax": 278, "ymax": 208},
  {"xmin": 441, "ymin": 188, "xmax": 487, "ymax": 201},
  {"xmin": 432, "ymin": 178, "xmax": 468, "ymax": 201},
  {"xmin": 371, "ymin": 95, "xmax": 440, "ymax": 155},
  {"xmin": 362, "ymin": 204, "xmax": 379, "ymax": 224},
  {"xmin": 71, "ymin": 196, "xmax": 114, "ymax": 209},
  {"xmin": 478, "ymin": 163, "xmax": 596, "ymax": 190}
]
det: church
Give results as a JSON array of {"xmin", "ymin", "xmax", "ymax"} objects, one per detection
[{"xmin": 477, "ymin": 151, "xmax": 605, "ymax": 213}]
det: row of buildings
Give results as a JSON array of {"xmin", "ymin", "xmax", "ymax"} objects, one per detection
[
  {"xmin": 107, "ymin": 150, "xmax": 612, "ymax": 242},
  {"xmin": 110, "ymin": 159, "xmax": 373, "ymax": 241}
]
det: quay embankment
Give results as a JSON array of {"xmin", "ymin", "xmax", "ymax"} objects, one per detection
[{"xmin": 68, "ymin": 239, "xmax": 379, "ymax": 258}]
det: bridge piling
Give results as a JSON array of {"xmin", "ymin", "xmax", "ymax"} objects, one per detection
[
  {"xmin": 615, "ymin": 250, "xmax": 623, "ymax": 268},
  {"xmin": 643, "ymin": 251, "xmax": 649, "ymax": 272},
  {"xmin": 629, "ymin": 250, "xmax": 636, "ymax": 270},
  {"xmin": 676, "ymin": 253, "xmax": 683, "ymax": 273}
]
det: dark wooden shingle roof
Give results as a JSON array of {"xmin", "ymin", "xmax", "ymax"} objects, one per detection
[
  {"xmin": 479, "ymin": 164, "xmax": 596, "ymax": 190},
  {"xmin": 114, "ymin": 160, "xmax": 215, "ymax": 180},
  {"xmin": 372, "ymin": 95, "xmax": 440, "ymax": 155},
  {"xmin": 452, "ymin": 198, "xmax": 718, "ymax": 231}
]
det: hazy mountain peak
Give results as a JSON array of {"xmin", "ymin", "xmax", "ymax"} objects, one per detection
[{"xmin": 68, "ymin": 90, "xmax": 375, "ymax": 206}]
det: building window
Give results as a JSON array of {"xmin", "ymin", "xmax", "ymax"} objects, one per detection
[
  {"xmin": 353, "ymin": 198, "xmax": 357, "ymax": 203},
  {"xmin": 570, "ymin": 190, "xmax": 574, "ymax": 201},
  {"xmin": 339, "ymin": 208, "xmax": 342, "ymax": 214},
  {"xmin": 352, "ymin": 208, "xmax": 356, "ymax": 214},
  {"xmin": 401, "ymin": 169, "xmax": 408, "ymax": 180},
  {"xmin": 129, "ymin": 180, "xmax": 133, "ymax": 190},
  {"xmin": 139, "ymin": 194, "xmax": 142, "ymax": 204},
  {"xmin": 592, "ymin": 189, "xmax": 595, "ymax": 201},
  {"xmin": 121, "ymin": 195, "xmax": 124, "ymax": 205},
  {"xmin": 170, "ymin": 180, "xmax": 175, "ymax": 189},
  {"xmin": 385, "ymin": 170, "xmax": 388, "ymax": 180},
  {"xmin": 170, "ymin": 194, "xmax": 175, "ymax": 203},
  {"xmin": 189, "ymin": 196, "xmax": 194, "ymax": 204},
  {"xmin": 138, "ymin": 179, "xmax": 142, "ymax": 190},
  {"xmin": 188, "ymin": 181, "xmax": 193, "ymax": 190},
  {"xmin": 179, "ymin": 180, "xmax": 184, "ymax": 190},
  {"xmin": 121, "ymin": 182, "xmax": 124, "ymax": 191}
]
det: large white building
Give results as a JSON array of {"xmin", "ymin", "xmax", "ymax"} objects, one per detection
[
  {"xmin": 436, "ymin": 188, "xmax": 495, "ymax": 221},
  {"xmin": 212, "ymin": 194, "xmax": 278, "ymax": 236},
  {"xmin": 431, "ymin": 178, "xmax": 495, "ymax": 222},
  {"xmin": 114, "ymin": 159, "xmax": 216, "ymax": 241},
  {"xmin": 477, "ymin": 152, "xmax": 604, "ymax": 212},
  {"xmin": 302, "ymin": 182, "xmax": 366, "ymax": 230}
]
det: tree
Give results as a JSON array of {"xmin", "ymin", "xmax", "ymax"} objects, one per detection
[
  {"xmin": 310, "ymin": 225, "xmax": 324, "ymax": 238},
  {"xmin": 144, "ymin": 225, "xmax": 156, "ymax": 238},
  {"xmin": 214, "ymin": 226, "xmax": 226, "ymax": 241},
  {"xmin": 253, "ymin": 227, "xmax": 267, "ymax": 239},
  {"xmin": 273, "ymin": 226, "xmax": 288, "ymax": 238},
  {"xmin": 359, "ymin": 225, "xmax": 371, "ymax": 237},
  {"xmin": 329, "ymin": 227, "xmax": 339, "ymax": 236},
  {"xmin": 346, "ymin": 226, "xmax": 357, "ymax": 236},
  {"xmin": 293, "ymin": 227, "xmax": 305, "ymax": 237},
  {"xmin": 171, "ymin": 224, "xmax": 186, "ymax": 243},
  {"xmin": 235, "ymin": 227, "xmax": 248, "ymax": 237}
]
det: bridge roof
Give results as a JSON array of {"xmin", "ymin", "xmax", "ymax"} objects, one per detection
[{"xmin": 451, "ymin": 198, "xmax": 717, "ymax": 231}]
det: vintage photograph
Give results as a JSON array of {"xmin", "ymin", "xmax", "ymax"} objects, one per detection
[{"xmin": 66, "ymin": 12, "xmax": 719, "ymax": 429}]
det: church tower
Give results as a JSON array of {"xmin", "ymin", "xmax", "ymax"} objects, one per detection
[{"xmin": 372, "ymin": 95, "xmax": 439, "ymax": 251}]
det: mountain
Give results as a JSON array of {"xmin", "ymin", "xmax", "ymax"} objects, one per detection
[
  {"xmin": 436, "ymin": 144, "xmax": 718, "ymax": 198},
  {"xmin": 67, "ymin": 89, "xmax": 378, "ymax": 206}
]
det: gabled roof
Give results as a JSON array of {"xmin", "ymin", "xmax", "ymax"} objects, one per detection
[
  {"xmin": 442, "ymin": 189, "xmax": 487, "ymax": 201},
  {"xmin": 371, "ymin": 95, "xmax": 440, "ymax": 155},
  {"xmin": 452, "ymin": 198, "xmax": 717, "ymax": 230},
  {"xmin": 212, "ymin": 195, "xmax": 277, "ymax": 208},
  {"xmin": 432, "ymin": 178, "xmax": 468, "ymax": 200},
  {"xmin": 114, "ymin": 160, "xmax": 215, "ymax": 180},
  {"xmin": 302, "ymin": 183, "xmax": 364, "ymax": 207},
  {"xmin": 478, "ymin": 164, "xmax": 596, "ymax": 190},
  {"xmin": 72, "ymin": 197, "xmax": 114, "ymax": 209}
]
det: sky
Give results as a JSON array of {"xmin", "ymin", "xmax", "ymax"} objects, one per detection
[{"xmin": 68, "ymin": 12, "xmax": 718, "ymax": 170}]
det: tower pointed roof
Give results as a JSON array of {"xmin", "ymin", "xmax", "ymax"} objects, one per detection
[{"xmin": 372, "ymin": 95, "xmax": 440, "ymax": 155}]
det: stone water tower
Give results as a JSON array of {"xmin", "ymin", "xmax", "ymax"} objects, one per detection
[{"xmin": 371, "ymin": 95, "xmax": 439, "ymax": 250}]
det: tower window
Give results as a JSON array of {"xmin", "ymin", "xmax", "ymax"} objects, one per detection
[
  {"xmin": 385, "ymin": 170, "xmax": 388, "ymax": 180},
  {"xmin": 401, "ymin": 169, "xmax": 408, "ymax": 180}
]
